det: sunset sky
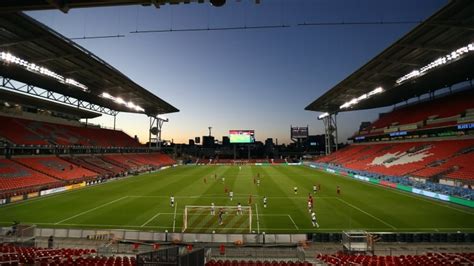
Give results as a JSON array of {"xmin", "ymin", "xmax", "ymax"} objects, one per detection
[{"xmin": 27, "ymin": 0, "xmax": 446, "ymax": 144}]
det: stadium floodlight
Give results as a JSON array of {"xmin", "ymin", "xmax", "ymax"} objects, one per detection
[
  {"xmin": 101, "ymin": 92, "xmax": 145, "ymax": 112},
  {"xmin": 340, "ymin": 87, "xmax": 384, "ymax": 110},
  {"xmin": 318, "ymin": 112, "xmax": 329, "ymax": 120},
  {"xmin": 158, "ymin": 114, "xmax": 169, "ymax": 121},
  {"xmin": 397, "ymin": 42, "xmax": 474, "ymax": 85},
  {"xmin": 0, "ymin": 51, "xmax": 89, "ymax": 91}
]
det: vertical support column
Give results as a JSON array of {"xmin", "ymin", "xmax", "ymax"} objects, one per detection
[
  {"xmin": 113, "ymin": 114, "xmax": 117, "ymax": 130},
  {"xmin": 322, "ymin": 113, "xmax": 338, "ymax": 155}
]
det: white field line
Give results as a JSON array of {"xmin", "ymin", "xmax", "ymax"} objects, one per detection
[
  {"xmin": 255, "ymin": 203, "xmax": 260, "ymax": 234},
  {"xmin": 141, "ymin": 212, "xmax": 161, "ymax": 227},
  {"xmin": 287, "ymin": 215, "xmax": 299, "ymax": 230},
  {"xmin": 337, "ymin": 198, "xmax": 397, "ymax": 229},
  {"xmin": 172, "ymin": 202, "xmax": 178, "ymax": 232},
  {"xmin": 55, "ymin": 196, "xmax": 128, "ymax": 225},
  {"xmin": 1, "ymin": 221, "xmax": 474, "ymax": 231},
  {"xmin": 127, "ymin": 195, "xmax": 338, "ymax": 199}
]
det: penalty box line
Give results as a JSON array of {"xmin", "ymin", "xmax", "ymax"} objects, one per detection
[
  {"xmin": 55, "ymin": 196, "xmax": 129, "ymax": 225},
  {"xmin": 336, "ymin": 198, "xmax": 397, "ymax": 229}
]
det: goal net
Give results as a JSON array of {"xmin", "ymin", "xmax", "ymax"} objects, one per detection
[{"xmin": 183, "ymin": 205, "xmax": 252, "ymax": 233}]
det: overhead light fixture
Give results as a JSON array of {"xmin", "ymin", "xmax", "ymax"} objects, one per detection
[
  {"xmin": 340, "ymin": 87, "xmax": 384, "ymax": 110},
  {"xmin": 0, "ymin": 51, "xmax": 88, "ymax": 92},
  {"xmin": 396, "ymin": 42, "xmax": 474, "ymax": 85},
  {"xmin": 101, "ymin": 92, "xmax": 144, "ymax": 112},
  {"xmin": 318, "ymin": 112, "xmax": 329, "ymax": 120}
]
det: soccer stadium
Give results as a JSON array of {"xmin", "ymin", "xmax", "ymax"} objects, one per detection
[{"xmin": 0, "ymin": 0, "xmax": 473, "ymax": 265}]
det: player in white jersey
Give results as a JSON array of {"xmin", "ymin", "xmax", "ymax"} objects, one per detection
[
  {"xmin": 170, "ymin": 195, "xmax": 175, "ymax": 207},
  {"xmin": 294, "ymin": 186, "xmax": 298, "ymax": 195},
  {"xmin": 311, "ymin": 211, "xmax": 319, "ymax": 228},
  {"xmin": 308, "ymin": 200, "xmax": 312, "ymax": 213},
  {"xmin": 263, "ymin": 196, "xmax": 267, "ymax": 208},
  {"xmin": 313, "ymin": 184, "xmax": 317, "ymax": 194},
  {"xmin": 237, "ymin": 203, "xmax": 242, "ymax": 215},
  {"xmin": 229, "ymin": 191, "xmax": 234, "ymax": 201},
  {"xmin": 211, "ymin": 203, "xmax": 215, "ymax": 215}
]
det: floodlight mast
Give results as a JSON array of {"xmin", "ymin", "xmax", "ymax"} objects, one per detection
[
  {"xmin": 318, "ymin": 112, "xmax": 338, "ymax": 155},
  {"xmin": 149, "ymin": 115, "xmax": 168, "ymax": 150}
]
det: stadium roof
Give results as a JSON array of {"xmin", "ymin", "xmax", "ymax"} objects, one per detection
[
  {"xmin": 0, "ymin": 12, "xmax": 179, "ymax": 117},
  {"xmin": 305, "ymin": 0, "xmax": 474, "ymax": 114}
]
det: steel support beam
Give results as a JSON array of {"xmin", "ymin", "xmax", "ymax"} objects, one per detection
[{"xmin": 0, "ymin": 76, "xmax": 119, "ymax": 116}]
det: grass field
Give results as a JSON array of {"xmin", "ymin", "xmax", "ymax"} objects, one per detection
[{"xmin": 1, "ymin": 165, "xmax": 473, "ymax": 233}]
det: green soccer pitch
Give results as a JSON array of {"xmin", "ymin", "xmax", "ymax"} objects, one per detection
[{"xmin": 0, "ymin": 165, "xmax": 473, "ymax": 233}]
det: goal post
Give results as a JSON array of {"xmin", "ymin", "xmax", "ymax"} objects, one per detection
[{"xmin": 183, "ymin": 205, "xmax": 252, "ymax": 233}]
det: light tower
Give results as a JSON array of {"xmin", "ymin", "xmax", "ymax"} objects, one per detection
[{"xmin": 208, "ymin": 126, "xmax": 212, "ymax": 137}]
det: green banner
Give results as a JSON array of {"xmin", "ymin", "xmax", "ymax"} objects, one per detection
[
  {"xmin": 449, "ymin": 196, "xmax": 474, "ymax": 208},
  {"xmin": 369, "ymin": 178, "xmax": 380, "ymax": 184},
  {"xmin": 397, "ymin": 184, "xmax": 412, "ymax": 192}
]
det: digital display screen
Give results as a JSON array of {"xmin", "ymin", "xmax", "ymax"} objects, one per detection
[
  {"xmin": 291, "ymin": 127, "xmax": 308, "ymax": 138},
  {"xmin": 229, "ymin": 130, "xmax": 255, "ymax": 143}
]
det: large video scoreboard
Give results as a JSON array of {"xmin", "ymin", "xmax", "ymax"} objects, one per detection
[
  {"xmin": 229, "ymin": 130, "xmax": 255, "ymax": 143},
  {"xmin": 291, "ymin": 126, "xmax": 308, "ymax": 138}
]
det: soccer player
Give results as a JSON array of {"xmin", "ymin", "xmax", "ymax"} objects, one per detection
[
  {"xmin": 237, "ymin": 203, "xmax": 242, "ymax": 215},
  {"xmin": 229, "ymin": 191, "xmax": 234, "ymax": 201},
  {"xmin": 263, "ymin": 196, "xmax": 267, "ymax": 208},
  {"xmin": 294, "ymin": 186, "xmax": 298, "ymax": 195},
  {"xmin": 218, "ymin": 208, "xmax": 224, "ymax": 225},
  {"xmin": 248, "ymin": 195, "xmax": 252, "ymax": 205},
  {"xmin": 337, "ymin": 186, "xmax": 341, "ymax": 195},
  {"xmin": 224, "ymin": 186, "xmax": 229, "ymax": 194},
  {"xmin": 253, "ymin": 176, "xmax": 256, "ymax": 184},
  {"xmin": 309, "ymin": 194, "xmax": 314, "ymax": 207},
  {"xmin": 211, "ymin": 203, "xmax": 215, "ymax": 215},
  {"xmin": 204, "ymin": 177, "xmax": 207, "ymax": 184},
  {"xmin": 313, "ymin": 184, "xmax": 317, "ymax": 194},
  {"xmin": 257, "ymin": 179, "xmax": 260, "ymax": 186},
  {"xmin": 222, "ymin": 176, "xmax": 225, "ymax": 183},
  {"xmin": 239, "ymin": 166, "xmax": 242, "ymax": 171},
  {"xmin": 307, "ymin": 199, "xmax": 312, "ymax": 213},
  {"xmin": 311, "ymin": 211, "xmax": 319, "ymax": 228},
  {"xmin": 170, "ymin": 195, "xmax": 175, "ymax": 207},
  {"xmin": 214, "ymin": 173, "xmax": 217, "ymax": 180}
]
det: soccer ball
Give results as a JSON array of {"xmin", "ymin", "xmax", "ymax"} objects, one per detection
[{"xmin": 212, "ymin": 230, "xmax": 216, "ymax": 234}]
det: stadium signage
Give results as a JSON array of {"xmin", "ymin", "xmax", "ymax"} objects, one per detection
[
  {"xmin": 412, "ymin": 188, "xmax": 450, "ymax": 201},
  {"xmin": 40, "ymin": 186, "xmax": 67, "ymax": 196},
  {"xmin": 27, "ymin": 192, "xmax": 39, "ymax": 199},
  {"xmin": 389, "ymin": 131, "xmax": 407, "ymax": 137},
  {"xmin": 10, "ymin": 195, "xmax": 24, "ymax": 202},
  {"xmin": 325, "ymin": 168, "xmax": 336, "ymax": 174},
  {"xmin": 457, "ymin": 123, "xmax": 474, "ymax": 130},
  {"xmin": 354, "ymin": 175, "xmax": 370, "ymax": 182}
]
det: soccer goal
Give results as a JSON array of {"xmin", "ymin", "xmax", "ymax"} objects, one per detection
[{"xmin": 183, "ymin": 205, "xmax": 252, "ymax": 233}]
